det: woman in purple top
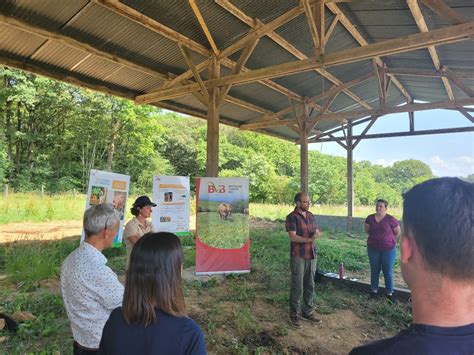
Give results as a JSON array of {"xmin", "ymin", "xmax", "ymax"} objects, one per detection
[{"xmin": 365, "ymin": 199, "xmax": 401, "ymax": 300}]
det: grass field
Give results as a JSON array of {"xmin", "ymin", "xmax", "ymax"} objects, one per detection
[
  {"xmin": 197, "ymin": 212, "xmax": 249, "ymax": 249},
  {"xmin": 0, "ymin": 193, "xmax": 403, "ymax": 226},
  {"xmin": 0, "ymin": 227, "xmax": 411, "ymax": 353}
]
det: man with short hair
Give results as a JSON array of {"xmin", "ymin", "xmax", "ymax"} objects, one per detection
[
  {"xmin": 61, "ymin": 204, "xmax": 124, "ymax": 354},
  {"xmin": 286, "ymin": 192, "xmax": 322, "ymax": 328},
  {"xmin": 351, "ymin": 177, "xmax": 474, "ymax": 354}
]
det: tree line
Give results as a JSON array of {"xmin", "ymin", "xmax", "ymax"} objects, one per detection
[{"xmin": 3, "ymin": 67, "xmax": 468, "ymax": 206}]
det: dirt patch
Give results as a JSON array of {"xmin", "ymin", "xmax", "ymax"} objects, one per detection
[
  {"xmin": 184, "ymin": 282, "xmax": 394, "ymax": 354},
  {"xmin": 0, "ymin": 221, "xmax": 82, "ymax": 244}
]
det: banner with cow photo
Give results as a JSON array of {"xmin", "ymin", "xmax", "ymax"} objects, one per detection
[{"xmin": 195, "ymin": 177, "xmax": 250, "ymax": 275}]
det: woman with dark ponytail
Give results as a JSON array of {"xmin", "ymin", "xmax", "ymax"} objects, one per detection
[
  {"xmin": 99, "ymin": 232, "xmax": 206, "ymax": 355},
  {"xmin": 123, "ymin": 196, "xmax": 156, "ymax": 269}
]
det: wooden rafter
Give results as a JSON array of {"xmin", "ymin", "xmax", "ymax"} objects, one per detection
[
  {"xmin": 95, "ymin": 0, "xmax": 314, "ymax": 112},
  {"xmin": 0, "ymin": 11, "xmax": 283, "ymax": 124},
  {"xmin": 258, "ymin": 72, "xmax": 373, "ymax": 129},
  {"xmin": 311, "ymin": 126, "xmax": 474, "ymax": 143},
  {"xmin": 420, "ymin": 0, "xmax": 468, "ymax": 25},
  {"xmin": 385, "ymin": 67, "xmax": 473, "ymax": 80},
  {"xmin": 458, "ymin": 108, "xmax": 474, "ymax": 123},
  {"xmin": 240, "ymin": 97, "xmax": 474, "ymax": 130},
  {"xmin": 0, "ymin": 55, "xmax": 250, "ymax": 130},
  {"xmin": 136, "ymin": 22, "xmax": 474, "ymax": 104},
  {"xmin": 217, "ymin": 37, "xmax": 259, "ymax": 105},
  {"xmin": 445, "ymin": 69, "xmax": 474, "ymax": 97},
  {"xmin": 373, "ymin": 61, "xmax": 388, "ymax": 106},
  {"xmin": 302, "ymin": 0, "xmax": 321, "ymax": 54},
  {"xmin": 352, "ymin": 116, "xmax": 378, "ymax": 148},
  {"xmin": 178, "ymin": 44, "xmax": 210, "ymax": 104},
  {"xmin": 216, "ymin": 0, "xmax": 372, "ymax": 111},
  {"xmin": 326, "ymin": 2, "xmax": 413, "ymax": 102},
  {"xmin": 324, "ymin": 15, "xmax": 339, "ymax": 45},
  {"xmin": 408, "ymin": 0, "xmax": 454, "ymax": 100},
  {"xmin": 188, "ymin": 0, "xmax": 219, "ymax": 55}
]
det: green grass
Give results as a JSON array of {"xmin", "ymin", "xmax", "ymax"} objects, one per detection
[
  {"xmin": 0, "ymin": 192, "xmax": 86, "ymax": 224},
  {"xmin": 4, "ymin": 239, "xmax": 78, "ymax": 290},
  {"xmin": 197, "ymin": 212, "xmax": 249, "ymax": 249}
]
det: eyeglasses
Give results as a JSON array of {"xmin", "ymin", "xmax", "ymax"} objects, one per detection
[{"xmin": 104, "ymin": 217, "xmax": 110, "ymax": 231}]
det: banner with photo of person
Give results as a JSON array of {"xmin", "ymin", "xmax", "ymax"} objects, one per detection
[
  {"xmin": 195, "ymin": 177, "xmax": 250, "ymax": 275},
  {"xmin": 81, "ymin": 169, "xmax": 130, "ymax": 247},
  {"xmin": 152, "ymin": 176, "xmax": 190, "ymax": 237}
]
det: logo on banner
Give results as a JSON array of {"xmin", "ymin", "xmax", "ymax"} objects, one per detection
[{"xmin": 208, "ymin": 182, "xmax": 225, "ymax": 193}]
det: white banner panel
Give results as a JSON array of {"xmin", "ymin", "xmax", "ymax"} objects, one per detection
[{"xmin": 152, "ymin": 176, "xmax": 190, "ymax": 236}]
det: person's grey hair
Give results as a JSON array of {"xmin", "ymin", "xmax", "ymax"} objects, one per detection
[{"xmin": 83, "ymin": 204, "xmax": 121, "ymax": 238}]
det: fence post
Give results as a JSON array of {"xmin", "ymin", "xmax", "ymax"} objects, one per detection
[
  {"xmin": 4, "ymin": 184, "xmax": 8, "ymax": 197},
  {"xmin": 41, "ymin": 185, "xmax": 45, "ymax": 198},
  {"xmin": 73, "ymin": 188, "xmax": 76, "ymax": 198}
]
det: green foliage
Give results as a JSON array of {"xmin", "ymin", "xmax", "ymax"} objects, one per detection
[
  {"xmin": 387, "ymin": 159, "xmax": 434, "ymax": 194},
  {"xmin": 0, "ymin": 68, "xmax": 436, "ymax": 205}
]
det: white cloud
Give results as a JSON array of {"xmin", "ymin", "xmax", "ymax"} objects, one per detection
[
  {"xmin": 374, "ymin": 158, "xmax": 399, "ymax": 167},
  {"xmin": 429, "ymin": 155, "xmax": 474, "ymax": 177}
]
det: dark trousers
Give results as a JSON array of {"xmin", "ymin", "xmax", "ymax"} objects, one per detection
[
  {"xmin": 73, "ymin": 341, "xmax": 98, "ymax": 355},
  {"xmin": 289, "ymin": 256, "xmax": 316, "ymax": 317}
]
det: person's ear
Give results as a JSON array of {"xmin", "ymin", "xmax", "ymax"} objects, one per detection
[{"xmin": 400, "ymin": 233, "xmax": 415, "ymax": 264}]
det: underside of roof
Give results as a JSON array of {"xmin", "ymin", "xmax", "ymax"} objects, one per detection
[{"xmin": 0, "ymin": 0, "xmax": 473, "ymax": 142}]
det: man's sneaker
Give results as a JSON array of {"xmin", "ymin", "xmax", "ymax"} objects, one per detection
[
  {"xmin": 289, "ymin": 315, "xmax": 303, "ymax": 328},
  {"xmin": 302, "ymin": 313, "xmax": 322, "ymax": 323}
]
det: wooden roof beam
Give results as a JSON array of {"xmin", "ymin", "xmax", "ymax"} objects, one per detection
[
  {"xmin": 240, "ymin": 97, "xmax": 474, "ymax": 130},
  {"xmin": 99, "ymin": 0, "xmax": 309, "ymax": 109},
  {"xmin": 419, "ymin": 0, "xmax": 468, "ymax": 25},
  {"xmin": 407, "ymin": 0, "xmax": 455, "ymax": 100},
  {"xmin": 257, "ymin": 72, "xmax": 373, "ymax": 126},
  {"xmin": 178, "ymin": 44, "xmax": 210, "ymax": 104},
  {"xmin": 188, "ymin": 0, "xmax": 219, "ymax": 55},
  {"xmin": 136, "ymin": 22, "xmax": 474, "ymax": 103},
  {"xmin": 0, "ymin": 13, "xmax": 169, "ymax": 81},
  {"xmin": 302, "ymin": 0, "xmax": 321, "ymax": 56},
  {"xmin": 94, "ymin": 0, "xmax": 210, "ymax": 56},
  {"xmin": 385, "ymin": 67, "xmax": 474, "ymax": 80},
  {"xmin": 217, "ymin": 37, "xmax": 259, "ymax": 106},
  {"xmin": 216, "ymin": 0, "xmax": 372, "ymax": 110},
  {"xmin": 311, "ymin": 126, "xmax": 474, "ymax": 143},
  {"xmin": 326, "ymin": 3, "xmax": 413, "ymax": 102}
]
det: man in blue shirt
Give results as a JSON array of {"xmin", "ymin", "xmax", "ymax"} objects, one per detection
[{"xmin": 350, "ymin": 177, "xmax": 474, "ymax": 354}]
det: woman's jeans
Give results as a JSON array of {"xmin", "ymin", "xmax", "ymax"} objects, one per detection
[{"xmin": 367, "ymin": 245, "xmax": 396, "ymax": 295}]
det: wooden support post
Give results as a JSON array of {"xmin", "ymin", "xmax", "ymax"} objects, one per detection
[
  {"xmin": 409, "ymin": 111, "xmax": 415, "ymax": 132},
  {"xmin": 300, "ymin": 101, "xmax": 309, "ymax": 194},
  {"xmin": 346, "ymin": 121, "xmax": 354, "ymax": 231},
  {"xmin": 206, "ymin": 55, "xmax": 220, "ymax": 177},
  {"xmin": 300, "ymin": 124, "xmax": 309, "ymax": 194}
]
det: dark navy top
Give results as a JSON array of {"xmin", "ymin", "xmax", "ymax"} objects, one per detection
[
  {"xmin": 350, "ymin": 323, "xmax": 474, "ymax": 355},
  {"xmin": 98, "ymin": 307, "xmax": 206, "ymax": 355}
]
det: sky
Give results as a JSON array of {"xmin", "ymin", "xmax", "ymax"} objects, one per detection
[{"xmin": 310, "ymin": 108, "xmax": 474, "ymax": 178}]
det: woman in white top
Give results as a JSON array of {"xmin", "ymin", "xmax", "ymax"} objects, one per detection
[{"xmin": 123, "ymin": 196, "xmax": 156, "ymax": 269}]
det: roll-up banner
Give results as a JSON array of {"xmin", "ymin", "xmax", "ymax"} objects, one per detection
[
  {"xmin": 152, "ymin": 176, "xmax": 190, "ymax": 237},
  {"xmin": 82, "ymin": 169, "xmax": 130, "ymax": 247},
  {"xmin": 195, "ymin": 177, "xmax": 250, "ymax": 275}
]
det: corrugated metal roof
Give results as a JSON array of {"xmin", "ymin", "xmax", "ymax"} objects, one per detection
[{"xmin": 0, "ymin": 0, "xmax": 472, "ymax": 143}]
